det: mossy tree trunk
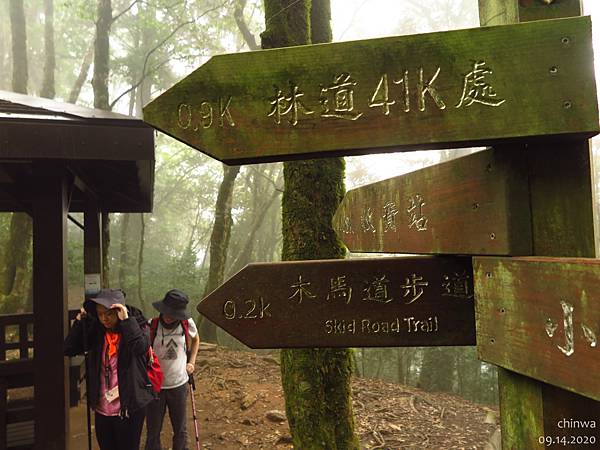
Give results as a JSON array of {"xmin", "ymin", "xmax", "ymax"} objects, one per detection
[{"xmin": 262, "ymin": 1, "xmax": 359, "ymax": 448}]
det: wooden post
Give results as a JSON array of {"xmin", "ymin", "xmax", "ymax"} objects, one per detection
[
  {"xmin": 0, "ymin": 378, "xmax": 7, "ymax": 449},
  {"xmin": 477, "ymin": 1, "xmax": 600, "ymax": 448},
  {"xmin": 84, "ymin": 196, "xmax": 103, "ymax": 285},
  {"xmin": 32, "ymin": 163, "xmax": 70, "ymax": 450}
]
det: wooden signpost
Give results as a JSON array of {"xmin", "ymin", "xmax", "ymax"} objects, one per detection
[
  {"xmin": 141, "ymin": 2, "xmax": 600, "ymax": 446},
  {"xmin": 474, "ymin": 256, "xmax": 600, "ymax": 402},
  {"xmin": 143, "ymin": 17, "xmax": 597, "ymax": 165},
  {"xmin": 479, "ymin": 2, "xmax": 600, "ymax": 448},
  {"xmin": 333, "ymin": 148, "xmax": 531, "ymax": 255},
  {"xmin": 198, "ymin": 256, "xmax": 475, "ymax": 348}
]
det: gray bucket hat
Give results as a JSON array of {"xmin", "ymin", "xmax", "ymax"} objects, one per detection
[
  {"xmin": 152, "ymin": 289, "xmax": 191, "ymax": 320},
  {"xmin": 88, "ymin": 288, "xmax": 126, "ymax": 309}
]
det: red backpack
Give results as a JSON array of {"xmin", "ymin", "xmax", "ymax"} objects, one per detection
[{"xmin": 146, "ymin": 346, "xmax": 163, "ymax": 394}]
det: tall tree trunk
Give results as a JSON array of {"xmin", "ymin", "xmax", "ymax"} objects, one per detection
[
  {"xmin": 227, "ymin": 168, "xmax": 282, "ymax": 276},
  {"xmin": 419, "ymin": 347, "xmax": 456, "ymax": 392},
  {"xmin": 9, "ymin": 0, "xmax": 27, "ymax": 94},
  {"xmin": 40, "ymin": 0, "xmax": 55, "ymax": 99},
  {"xmin": 93, "ymin": 0, "xmax": 111, "ymax": 111},
  {"xmin": 0, "ymin": 20, "xmax": 7, "ymax": 90},
  {"xmin": 68, "ymin": 43, "xmax": 93, "ymax": 103},
  {"xmin": 94, "ymin": 0, "xmax": 112, "ymax": 284},
  {"xmin": 263, "ymin": 1, "xmax": 359, "ymax": 447},
  {"xmin": 0, "ymin": 213, "xmax": 32, "ymax": 313},
  {"xmin": 1, "ymin": 0, "xmax": 32, "ymax": 314},
  {"xmin": 118, "ymin": 213, "xmax": 133, "ymax": 294},
  {"xmin": 199, "ymin": 164, "xmax": 241, "ymax": 342},
  {"xmin": 234, "ymin": 0, "xmax": 259, "ymax": 50},
  {"xmin": 134, "ymin": 1, "xmax": 154, "ymax": 118},
  {"xmin": 396, "ymin": 348, "xmax": 405, "ymax": 384}
]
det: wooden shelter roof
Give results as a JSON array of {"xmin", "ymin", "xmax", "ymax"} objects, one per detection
[{"xmin": 0, "ymin": 90, "xmax": 154, "ymax": 212}]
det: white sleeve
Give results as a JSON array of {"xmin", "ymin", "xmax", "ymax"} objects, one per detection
[{"xmin": 187, "ymin": 318, "xmax": 198, "ymax": 338}]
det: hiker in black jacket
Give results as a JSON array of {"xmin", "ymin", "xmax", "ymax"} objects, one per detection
[{"xmin": 64, "ymin": 288, "xmax": 154, "ymax": 450}]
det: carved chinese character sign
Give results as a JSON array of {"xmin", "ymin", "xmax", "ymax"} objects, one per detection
[
  {"xmin": 144, "ymin": 17, "xmax": 597, "ymax": 165},
  {"xmin": 474, "ymin": 256, "xmax": 600, "ymax": 402},
  {"xmin": 334, "ymin": 148, "xmax": 532, "ymax": 255},
  {"xmin": 197, "ymin": 257, "xmax": 475, "ymax": 348}
]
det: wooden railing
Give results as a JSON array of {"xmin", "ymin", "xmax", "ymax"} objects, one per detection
[
  {"xmin": 0, "ymin": 313, "xmax": 34, "ymax": 362},
  {"xmin": 0, "ymin": 311, "xmax": 83, "ymax": 449}
]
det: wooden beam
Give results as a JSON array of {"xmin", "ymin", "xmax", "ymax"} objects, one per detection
[
  {"xmin": 32, "ymin": 163, "xmax": 70, "ymax": 450},
  {"xmin": 476, "ymin": 1, "xmax": 600, "ymax": 448}
]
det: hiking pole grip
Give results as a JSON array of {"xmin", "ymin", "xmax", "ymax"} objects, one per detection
[{"xmin": 188, "ymin": 373, "xmax": 196, "ymax": 390}]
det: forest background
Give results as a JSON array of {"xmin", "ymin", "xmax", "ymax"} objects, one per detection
[{"xmin": 1, "ymin": 0, "xmax": 600, "ymax": 407}]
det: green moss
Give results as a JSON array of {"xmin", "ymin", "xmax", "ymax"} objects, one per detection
[
  {"xmin": 498, "ymin": 369, "xmax": 544, "ymax": 449},
  {"xmin": 282, "ymin": 159, "xmax": 346, "ymax": 261},
  {"xmin": 262, "ymin": 2, "xmax": 359, "ymax": 447},
  {"xmin": 280, "ymin": 158, "xmax": 359, "ymax": 449},
  {"xmin": 261, "ymin": 0, "xmax": 312, "ymax": 50},
  {"xmin": 281, "ymin": 347, "xmax": 359, "ymax": 449}
]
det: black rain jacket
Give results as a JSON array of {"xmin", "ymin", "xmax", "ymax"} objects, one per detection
[{"xmin": 64, "ymin": 300, "xmax": 155, "ymax": 417}]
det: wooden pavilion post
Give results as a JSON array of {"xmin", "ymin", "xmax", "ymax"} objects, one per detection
[
  {"xmin": 32, "ymin": 163, "xmax": 71, "ymax": 450},
  {"xmin": 478, "ymin": 1, "xmax": 600, "ymax": 448},
  {"xmin": 84, "ymin": 196, "xmax": 103, "ymax": 290}
]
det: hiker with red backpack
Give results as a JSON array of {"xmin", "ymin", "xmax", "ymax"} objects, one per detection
[
  {"xmin": 64, "ymin": 288, "xmax": 155, "ymax": 450},
  {"xmin": 145, "ymin": 289, "xmax": 200, "ymax": 450}
]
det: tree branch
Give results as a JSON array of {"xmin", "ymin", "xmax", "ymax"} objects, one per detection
[
  {"xmin": 233, "ymin": 0, "xmax": 259, "ymax": 50},
  {"xmin": 249, "ymin": 165, "xmax": 283, "ymax": 192},
  {"xmin": 109, "ymin": 58, "xmax": 170, "ymax": 109},
  {"xmin": 111, "ymin": 0, "xmax": 141, "ymax": 24}
]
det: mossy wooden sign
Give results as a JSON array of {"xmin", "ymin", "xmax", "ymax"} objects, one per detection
[
  {"xmin": 333, "ymin": 148, "xmax": 532, "ymax": 255},
  {"xmin": 197, "ymin": 256, "xmax": 475, "ymax": 348},
  {"xmin": 144, "ymin": 17, "xmax": 597, "ymax": 165},
  {"xmin": 474, "ymin": 256, "xmax": 600, "ymax": 402}
]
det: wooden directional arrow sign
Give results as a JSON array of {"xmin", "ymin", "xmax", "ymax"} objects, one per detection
[
  {"xmin": 144, "ymin": 17, "xmax": 597, "ymax": 165},
  {"xmin": 197, "ymin": 256, "xmax": 475, "ymax": 348},
  {"xmin": 474, "ymin": 256, "xmax": 600, "ymax": 402},
  {"xmin": 333, "ymin": 148, "xmax": 532, "ymax": 255}
]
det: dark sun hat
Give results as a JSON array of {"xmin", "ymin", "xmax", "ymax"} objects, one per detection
[
  {"xmin": 153, "ymin": 289, "xmax": 191, "ymax": 320},
  {"xmin": 88, "ymin": 288, "xmax": 126, "ymax": 309}
]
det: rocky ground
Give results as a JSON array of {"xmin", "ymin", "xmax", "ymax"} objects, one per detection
[{"xmin": 70, "ymin": 343, "xmax": 500, "ymax": 449}]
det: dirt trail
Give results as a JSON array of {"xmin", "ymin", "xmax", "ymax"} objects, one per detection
[{"xmin": 69, "ymin": 344, "xmax": 498, "ymax": 449}]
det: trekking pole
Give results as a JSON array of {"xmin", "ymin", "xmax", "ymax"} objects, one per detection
[
  {"xmin": 81, "ymin": 316, "xmax": 92, "ymax": 450},
  {"xmin": 188, "ymin": 375, "xmax": 201, "ymax": 450}
]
